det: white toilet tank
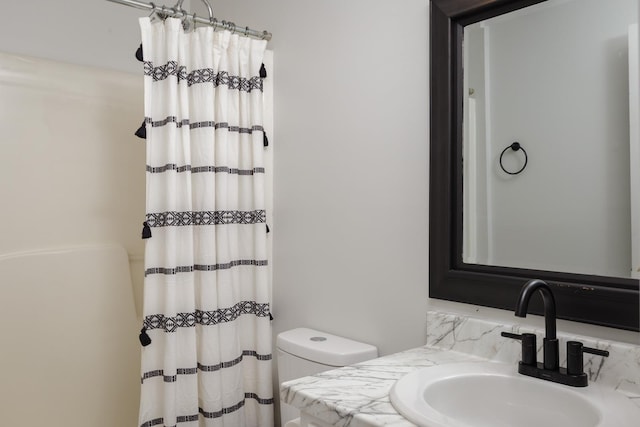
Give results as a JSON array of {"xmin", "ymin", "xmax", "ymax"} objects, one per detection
[{"xmin": 276, "ymin": 328, "xmax": 378, "ymax": 427}]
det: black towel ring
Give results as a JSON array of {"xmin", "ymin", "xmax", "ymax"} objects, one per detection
[{"xmin": 499, "ymin": 142, "xmax": 528, "ymax": 175}]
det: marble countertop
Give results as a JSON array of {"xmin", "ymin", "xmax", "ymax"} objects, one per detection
[
  {"xmin": 280, "ymin": 311, "xmax": 640, "ymax": 427},
  {"xmin": 280, "ymin": 346, "xmax": 481, "ymax": 427}
]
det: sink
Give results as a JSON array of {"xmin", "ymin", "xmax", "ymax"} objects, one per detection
[{"xmin": 389, "ymin": 362, "xmax": 640, "ymax": 427}]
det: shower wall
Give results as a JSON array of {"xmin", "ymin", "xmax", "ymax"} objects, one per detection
[
  {"xmin": 0, "ymin": 51, "xmax": 146, "ymax": 309},
  {"xmin": 0, "ymin": 245, "xmax": 140, "ymax": 426},
  {"xmin": 0, "ymin": 3, "xmax": 161, "ymax": 425},
  {"xmin": 0, "ymin": 51, "xmax": 144, "ymax": 425}
]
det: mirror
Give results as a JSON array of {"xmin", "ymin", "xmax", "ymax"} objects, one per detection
[
  {"xmin": 461, "ymin": 0, "xmax": 639, "ymax": 279},
  {"xmin": 430, "ymin": 0, "xmax": 639, "ymax": 331}
]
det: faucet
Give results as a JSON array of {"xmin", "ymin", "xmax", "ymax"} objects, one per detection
[
  {"xmin": 501, "ymin": 279, "xmax": 609, "ymax": 387},
  {"xmin": 514, "ymin": 279, "xmax": 559, "ymax": 371}
]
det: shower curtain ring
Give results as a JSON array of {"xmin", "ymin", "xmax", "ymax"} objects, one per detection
[{"xmin": 158, "ymin": 5, "xmax": 168, "ymax": 20}]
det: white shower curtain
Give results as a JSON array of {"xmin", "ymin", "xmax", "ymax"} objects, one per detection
[{"xmin": 138, "ymin": 17, "xmax": 273, "ymax": 427}]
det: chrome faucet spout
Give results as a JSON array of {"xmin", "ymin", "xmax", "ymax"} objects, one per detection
[{"xmin": 515, "ymin": 279, "xmax": 557, "ymax": 340}]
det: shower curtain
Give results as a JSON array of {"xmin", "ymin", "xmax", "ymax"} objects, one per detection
[{"xmin": 138, "ymin": 17, "xmax": 272, "ymax": 427}]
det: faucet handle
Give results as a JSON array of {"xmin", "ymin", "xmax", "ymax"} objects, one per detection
[
  {"xmin": 501, "ymin": 331, "xmax": 537, "ymax": 366},
  {"xmin": 500, "ymin": 331, "xmax": 522, "ymax": 340},
  {"xmin": 583, "ymin": 346, "xmax": 609, "ymax": 358},
  {"xmin": 566, "ymin": 341, "xmax": 609, "ymax": 376}
]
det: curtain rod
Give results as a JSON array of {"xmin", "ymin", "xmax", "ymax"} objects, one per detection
[{"xmin": 106, "ymin": 0, "xmax": 272, "ymax": 41}]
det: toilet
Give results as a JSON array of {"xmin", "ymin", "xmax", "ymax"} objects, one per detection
[{"xmin": 276, "ymin": 328, "xmax": 378, "ymax": 427}]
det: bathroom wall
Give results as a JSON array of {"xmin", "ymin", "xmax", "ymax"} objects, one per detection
[
  {"xmin": 194, "ymin": 0, "xmax": 432, "ymax": 357},
  {"xmin": 0, "ymin": 0, "xmax": 148, "ymax": 74},
  {"xmin": 203, "ymin": 0, "xmax": 639, "ymax": 353}
]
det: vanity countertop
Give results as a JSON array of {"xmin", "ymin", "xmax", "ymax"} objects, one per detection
[
  {"xmin": 280, "ymin": 345, "xmax": 480, "ymax": 427},
  {"xmin": 280, "ymin": 311, "xmax": 640, "ymax": 427}
]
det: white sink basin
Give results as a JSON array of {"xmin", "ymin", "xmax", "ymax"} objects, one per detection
[{"xmin": 390, "ymin": 362, "xmax": 640, "ymax": 427}]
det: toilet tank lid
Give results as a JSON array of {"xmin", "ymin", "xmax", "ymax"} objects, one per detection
[{"xmin": 276, "ymin": 328, "xmax": 378, "ymax": 367}]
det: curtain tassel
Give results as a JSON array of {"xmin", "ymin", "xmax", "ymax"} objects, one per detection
[
  {"xmin": 135, "ymin": 120, "xmax": 147, "ymax": 139},
  {"xmin": 139, "ymin": 327, "xmax": 152, "ymax": 347},
  {"xmin": 135, "ymin": 43, "xmax": 144, "ymax": 62},
  {"xmin": 263, "ymin": 132, "xmax": 269, "ymax": 147},
  {"xmin": 259, "ymin": 63, "xmax": 267, "ymax": 78},
  {"xmin": 142, "ymin": 221, "xmax": 152, "ymax": 239}
]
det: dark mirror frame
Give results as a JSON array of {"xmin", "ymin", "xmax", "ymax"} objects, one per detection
[{"xmin": 429, "ymin": 0, "xmax": 640, "ymax": 331}]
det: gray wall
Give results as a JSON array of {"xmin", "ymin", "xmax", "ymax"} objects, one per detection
[
  {"xmin": 195, "ymin": 0, "xmax": 431, "ymax": 356},
  {"xmin": 0, "ymin": 0, "xmax": 147, "ymax": 74}
]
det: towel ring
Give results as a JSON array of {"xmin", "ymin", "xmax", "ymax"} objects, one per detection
[{"xmin": 499, "ymin": 142, "xmax": 528, "ymax": 175}]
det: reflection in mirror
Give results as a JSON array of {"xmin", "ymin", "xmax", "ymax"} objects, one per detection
[
  {"xmin": 430, "ymin": 0, "xmax": 639, "ymax": 331},
  {"xmin": 461, "ymin": 0, "xmax": 640, "ymax": 279}
]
